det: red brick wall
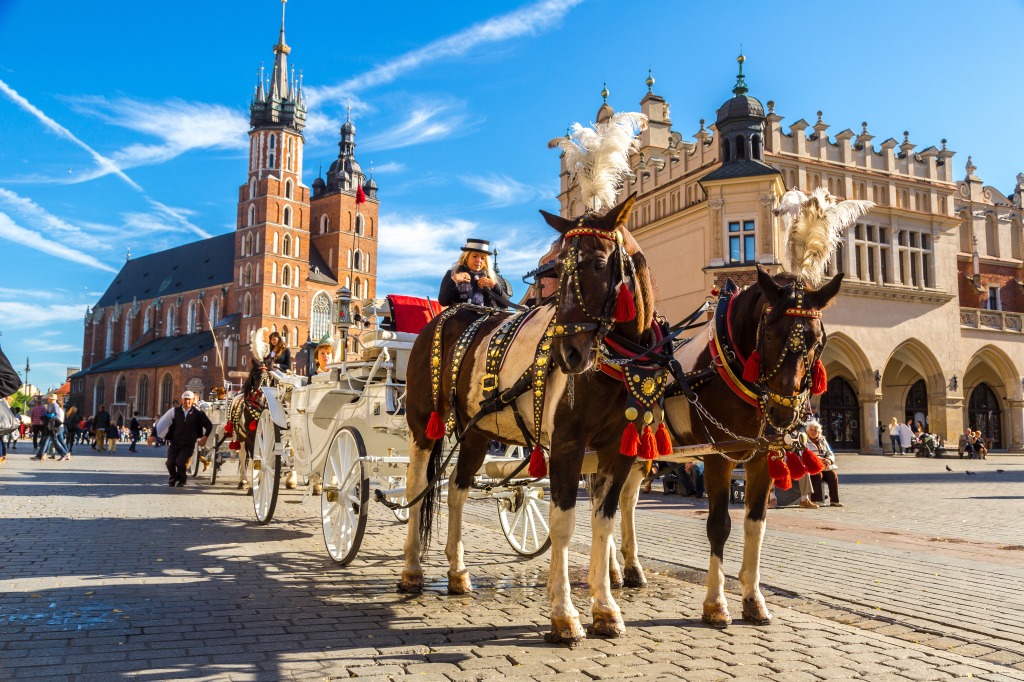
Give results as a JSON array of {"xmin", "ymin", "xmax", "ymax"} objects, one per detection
[{"xmin": 957, "ymin": 260, "xmax": 1024, "ymax": 312}]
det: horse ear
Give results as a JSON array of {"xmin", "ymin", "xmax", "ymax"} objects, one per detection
[
  {"xmin": 755, "ymin": 265, "xmax": 783, "ymax": 303},
  {"xmin": 605, "ymin": 192, "xmax": 637, "ymax": 231},
  {"xmin": 539, "ymin": 209, "xmax": 576, "ymax": 235},
  {"xmin": 808, "ymin": 272, "xmax": 844, "ymax": 309}
]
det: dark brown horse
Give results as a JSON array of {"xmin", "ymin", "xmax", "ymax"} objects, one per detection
[
  {"xmin": 650, "ymin": 266, "xmax": 843, "ymax": 626},
  {"xmin": 400, "ymin": 193, "xmax": 662, "ymax": 644}
]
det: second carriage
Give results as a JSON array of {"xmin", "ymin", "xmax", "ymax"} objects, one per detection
[{"xmin": 249, "ymin": 292, "xmax": 552, "ymax": 564}]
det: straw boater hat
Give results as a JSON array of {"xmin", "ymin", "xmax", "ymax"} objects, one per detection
[{"xmin": 461, "ymin": 238, "xmax": 492, "ymax": 254}]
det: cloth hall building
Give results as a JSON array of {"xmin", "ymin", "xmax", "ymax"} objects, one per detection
[
  {"xmin": 554, "ymin": 61, "xmax": 1024, "ymax": 453},
  {"xmin": 69, "ymin": 8, "xmax": 379, "ymax": 424}
]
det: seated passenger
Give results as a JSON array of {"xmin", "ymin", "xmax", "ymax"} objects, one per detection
[
  {"xmin": 438, "ymin": 238, "xmax": 512, "ymax": 308},
  {"xmin": 313, "ymin": 342, "xmax": 334, "ymax": 373},
  {"xmin": 265, "ymin": 331, "xmax": 292, "ymax": 372}
]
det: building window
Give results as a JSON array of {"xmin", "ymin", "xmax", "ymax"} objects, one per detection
[
  {"xmin": 282, "ymin": 265, "xmax": 291, "ymax": 287},
  {"xmin": 987, "ymin": 286, "xmax": 1001, "ymax": 311},
  {"xmin": 187, "ymin": 301, "xmax": 197, "ymax": 333},
  {"xmin": 895, "ymin": 227, "xmax": 934, "ymax": 288},
  {"xmin": 355, "ymin": 214, "xmax": 364, "ymax": 236},
  {"xmin": 165, "ymin": 307, "xmax": 175, "ymax": 336},
  {"xmin": 311, "ymin": 291, "xmax": 331, "ymax": 341},
  {"xmin": 248, "ymin": 204, "xmax": 256, "ymax": 227},
  {"xmin": 137, "ymin": 375, "xmax": 149, "ymax": 417},
  {"xmin": 209, "ymin": 298, "xmax": 219, "ymax": 326},
  {"xmin": 123, "ymin": 315, "xmax": 131, "ymax": 352},
  {"xmin": 281, "ymin": 325, "xmax": 290, "ymax": 348},
  {"xmin": 320, "ymin": 215, "xmax": 329, "ymax": 234},
  {"xmin": 244, "ymin": 263, "xmax": 252, "ymax": 287},
  {"xmin": 283, "ymin": 234, "xmax": 292, "ymax": 257},
  {"xmin": 353, "ymin": 250, "xmax": 362, "ymax": 270},
  {"xmin": 728, "ymin": 220, "xmax": 756, "ymax": 263},
  {"xmin": 94, "ymin": 378, "xmax": 105, "ymax": 411},
  {"xmin": 143, "ymin": 308, "xmax": 151, "ymax": 334},
  {"xmin": 243, "ymin": 293, "xmax": 252, "ymax": 317},
  {"xmin": 852, "ymin": 224, "xmax": 891, "ymax": 284},
  {"xmin": 283, "ymin": 206, "xmax": 292, "ymax": 227},
  {"xmin": 285, "ymin": 179, "xmax": 293, "ymax": 199},
  {"xmin": 160, "ymin": 373, "xmax": 173, "ymax": 414},
  {"xmin": 280, "ymin": 294, "xmax": 290, "ymax": 318},
  {"xmin": 115, "ymin": 374, "xmax": 127, "ymax": 404},
  {"xmin": 249, "ymin": 178, "xmax": 257, "ymax": 199},
  {"xmin": 105, "ymin": 317, "xmax": 114, "ymax": 358}
]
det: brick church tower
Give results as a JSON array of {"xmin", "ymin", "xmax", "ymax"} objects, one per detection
[{"xmin": 234, "ymin": 0, "xmax": 380, "ymax": 364}]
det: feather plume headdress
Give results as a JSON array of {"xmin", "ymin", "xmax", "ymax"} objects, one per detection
[
  {"xmin": 774, "ymin": 187, "xmax": 874, "ymax": 286},
  {"xmin": 548, "ymin": 112, "xmax": 649, "ymax": 212},
  {"xmin": 250, "ymin": 326, "xmax": 270, "ymax": 364}
]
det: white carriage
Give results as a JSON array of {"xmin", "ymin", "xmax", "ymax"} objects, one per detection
[
  {"xmin": 190, "ymin": 396, "xmax": 234, "ymax": 485},
  {"xmin": 250, "ymin": 291, "xmax": 552, "ymax": 565}
]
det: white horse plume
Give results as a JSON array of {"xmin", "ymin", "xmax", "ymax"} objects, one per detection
[
  {"xmin": 250, "ymin": 326, "xmax": 270, "ymax": 364},
  {"xmin": 548, "ymin": 112, "xmax": 648, "ymax": 212},
  {"xmin": 774, "ymin": 187, "xmax": 874, "ymax": 286}
]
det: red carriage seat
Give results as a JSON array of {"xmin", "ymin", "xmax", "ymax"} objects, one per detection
[{"xmin": 386, "ymin": 295, "xmax": 441, "ymax": 334}]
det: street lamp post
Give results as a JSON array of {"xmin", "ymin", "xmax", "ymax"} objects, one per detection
[{"xmin": 333, "ymin": 286, "xmax": 352, "ymax": 368}]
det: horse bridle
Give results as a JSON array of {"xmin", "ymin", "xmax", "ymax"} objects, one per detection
[
  {"xmin": 553, "ymin": 220, "xmax": 635, "ymax": 342},
  {"xmin": 750, "ymin": 281, "xmax": 827, "ymax": 430}
]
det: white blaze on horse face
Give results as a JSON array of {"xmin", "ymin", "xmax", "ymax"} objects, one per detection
[{"xmin": 739, "ymin": 516, "xmax": 766, "ymax": 603}]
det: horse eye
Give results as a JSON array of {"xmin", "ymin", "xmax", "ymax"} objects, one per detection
[{"xmin": 594, "ymin": 259, "xmax": 607, "ymax": 271}]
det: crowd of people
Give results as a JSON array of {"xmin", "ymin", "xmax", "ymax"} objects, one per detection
[{"xmin": 879, "ymin": 416, "xmax": 989, "ymax": 458}]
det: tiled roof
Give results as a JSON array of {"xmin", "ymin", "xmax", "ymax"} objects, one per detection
[
  {"xmin": 701, "ymin": 159, "xmax": 780, "ymax": 182},
  {"xmin": 82, "ymin": 332, "xmax": 215, "ymax": 375},
  {"xmin": 95, "ymin": 233, "xmax": 235, "ymax": 309},
  {"xmin": 308, "ymin": 247, "xmax": 338, "ymax": 285}
]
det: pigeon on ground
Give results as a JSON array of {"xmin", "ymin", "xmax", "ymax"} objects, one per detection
[
  {"xmin": 965, "ymin": 471, "xmax": 976, "ymax": 475},
  {"xmin": 996, "ymin": 469, "xmax": 1005, "ymax": 473},
  {"xmin": 945, "ymin": 465, "xmax": 953, "ymax": 472}
]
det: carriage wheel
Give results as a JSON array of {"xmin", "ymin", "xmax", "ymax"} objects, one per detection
[
  {"xmin": 497, "ymin": 486, "xmax": 552, "ymax": 557},
  {"xmin": 191, "ymin": 444, "xmax": 202, "ymax": 478},
  {"xmin": 252, "ymin": 410, "xmax": 281, "ymax": 525},
  {"xmin": 209, "ymin": 441, "xmax": 221, "ymax": 486},
  {"xmin": 321, "ymin": 427, "xmax": 369, "ymax": 565},
  {"xmin": 387, "ymin": 477, "xmax": 409, "ymax": 524}
]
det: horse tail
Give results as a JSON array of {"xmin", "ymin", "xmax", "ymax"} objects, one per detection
[{"xmin": 418, "ymin": 437, "xmax": 445, "ymax": 549}]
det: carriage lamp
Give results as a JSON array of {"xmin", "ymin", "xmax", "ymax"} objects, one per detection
[
  {"xmin": 950, "ymin": 375, "xmax": 958, "ymax": 391},
  {"xmin": 874, "ymin": 369, "xmax": 881, "ymax": 387},
  {"xmin": 333, "ymin": 287, "xmax": 352, "ymax": 328}
]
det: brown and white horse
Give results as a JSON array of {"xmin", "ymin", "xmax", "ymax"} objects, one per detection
[
  {"xmin": 645, "ymin": 266, "xmax": 843, "ymax": 627},
  {"xmin": 400, "ymin": 193, "xmax": 661, "ymax": 645},
  {"xmin": 226, "ymin": 359, "xmax": 273, "ymax": 491}
]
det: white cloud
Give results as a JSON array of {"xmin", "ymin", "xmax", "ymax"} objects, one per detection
[
  {"xmin": 23, "ymin": 339, "xmax": 80, "ymax": 353},
  {"xmin": 131, "ymin": 200, "xmax": 212, "ymax": 239},
  {"xmin": 310, "ymin": 0, "xmax": 585, "ymax": 102},
  {"xmin": 0, "ymin": 78, "xmax": 142, "ymax": 191},
  {"xmin": 361, "ymin": 103, "xmax": 473, "ymax": 152},
  {"xmin": 0, "ymin": 212, "xmax": 116, "ymax": 272},
  {"xmin": 370, "ymin": 161, "xmax": 405, "ymax": 174},
  {"xmin": 461, "ymin": 174, "xmax": 542, "ymax": 207},
  {"xmin": 0, "ymin": 187, "xmax": 116, "ymax": 251},
  {"xmin": 0, "ymin": 300, "xmax": 89, "ymax": 328}
]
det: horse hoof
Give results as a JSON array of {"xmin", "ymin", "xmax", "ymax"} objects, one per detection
[
  {"xmin": 397, "ymin": 571, "xmax": 423, "ymax": 594},
  {"xmin": 609, "ymin": 571, "xmax": 623, "ymax": 589},
  {"xmin": 246, "ymin": 488, "xmax": 253, "ymax": 497},
  {"xmin": 285, "ymin": 471, "xmax": 298, "ymax": 490},
  {"xmin": 447, "ymin": 572, "xmax": 473, "ymax": 595},
  {"xmin": 701, "ymin": 605, "xmax": 732, "ymax": 628},
  {"xmin": 622, "ymin": 566, "xmax": 647, "ymax": 588},
  {"xmin": 545, "ymin": 616, "xmax": 586, "ymax": 648},
  {"xmin": 587, "ymin": 610, "xmax": 625, "ymax": 638},
  {"xmin": 742, "ymin": 597, "xmax": 772, "ymax": 625},
  {"xmin": 237, "ymin": 481, "xmax": 245, "ymax": 490}
]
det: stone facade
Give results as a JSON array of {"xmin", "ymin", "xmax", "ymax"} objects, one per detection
[{"xmin": 554, "ymin": 61, "xmax": 1024, "ymax": 452}]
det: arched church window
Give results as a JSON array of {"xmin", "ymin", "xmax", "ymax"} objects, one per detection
[
  {"xmin": 248, "ymin": 205, "xmax": 255, "ymax": 227},
  {"xmin": 751, "ymin": 134, "xmax": 762, "ymax": 160},
  {"xmin": 282, "ymin": 265, "xmax": 291, "ymax": 287},
  {"xmin": 244, "ymin": 264, "xmax": 252, "ymax": 287},
  {"xmin": 355, "ymin": 214, "xmax": 364, "ymax": 235},
  {"xmin": 285, "ymin": 179, "xmax": 293, "ymax": 199},
  {"xmin": 166, "ymin": 306, "xmax": 175, "ymax": 336},
  {"xmin": 209, "ymin": 298, "xmax": 219, "ymax": 326},
  {"xmin": 249, "ymin": 178, "xmax": 257, "ymax": 199},
  {"xmin": 272, "ymin": 232, "xmax": 279, "ymax": 253},
  {"xmin": 320, "ymin": 215, "xmax": 329, "ymax": 234},
  {"xmin": 281, "ymin": 294, "xmax": 290, "ymax": 318},
  {"xmin": 187, "ymin": 301, "xmax": 197, "ymax": 333},
  {"xmin": 734, "ymin": 135, "xmax": 746, "ymax": 160},
  {"xmin": 283, "ymin": 206, "xmax": 291, "ymax": 227},
  {"xmin": 123, "ymin": 315, "xmax": 131, "ymax": 352},
  {"xmin": 310, "ymin": 291, "xmax": 331, "ymax": 341},
  {"xmin": 283, "ymin": 234, "xmax": 292, "ymax": 257},
  {"xmin": 353, "ymin": 250, "xmax": 362, "ymax": 270}
]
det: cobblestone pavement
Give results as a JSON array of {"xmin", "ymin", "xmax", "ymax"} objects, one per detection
[{"xmin": 1, "ymin": 447, "xmax": 1022, "ymax": 681}]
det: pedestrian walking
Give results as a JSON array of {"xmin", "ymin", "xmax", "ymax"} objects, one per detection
[
  {"xmin": 155, "ymin": 391, "xmax": 212, "ymax": 487},
  {"xmin": 105, "ymin": 420, "xmax": 119, "ymax": 454},
  {"xmin": 32, "ymin": 394, "xmax": 70, "ymax": 461},
  {"xmin": 29, "ymin": 398, "xmax": 46, "ymax": 449},
  {"xmin": 896, "ymin": 419, "xmax": 915, "ymax": 454},
  {"xmin": 65, "ymin": 406, "xmax": 79, "ymax": 453},
  {"xmin": 888, "ymin": 417, "xmax": 900, "ymax": 454},
  {"xmin": 93, "ymin": 405, "xmax": 111, "ymax": 451},
  {"xmin": 129, "ymin": 412, "xmax": 141, "ymax": 452}
]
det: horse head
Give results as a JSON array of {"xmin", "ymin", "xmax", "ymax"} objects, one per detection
[
  {"xmin": 749, "ymin": 266, "xmax": 842, "ymax": 430},
  {"xmin": 242, "ymin": 358, "xmax": 271, "ymax": 400},
  {"xmin": 539, "ymin": 192, "xmax": 654, "ymax": 374}
]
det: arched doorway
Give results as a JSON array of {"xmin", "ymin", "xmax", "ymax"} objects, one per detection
[
  {"xmin": 905, "ymin": 379, "xmax": 928, "ymax": 431},
  {"xmin": 968, "ymin": 383, "xmax": 1002, "ymax": 449},
  {"xmin": 819, "ymin": 377, "xmax": 860, "ymax": 450}
]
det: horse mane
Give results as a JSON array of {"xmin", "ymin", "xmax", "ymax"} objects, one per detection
[{"xmin": 630, "ymin": 250, "xmax": 657, "ymax": 335}]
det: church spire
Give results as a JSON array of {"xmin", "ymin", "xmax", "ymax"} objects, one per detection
[
  {"xmin": 249, "ymin": 0, "xmax": 305, "ymax": 132},
  {"xmin": 269, "ymin": 0, "xmax": 291, "ymax": 100}
]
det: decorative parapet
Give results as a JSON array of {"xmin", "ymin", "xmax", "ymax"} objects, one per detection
[
  {"xmin": 960, "ymin": 308, "xmax": 1024, "ymax": 332},
  {"xmin": 841, "ymin": 281, "xmax": 954, "ymax": 305}
]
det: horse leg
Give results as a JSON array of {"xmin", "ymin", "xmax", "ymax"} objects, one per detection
[
  {"xmin": 738, "ymin": 456, "xmax": 772, "ymax": 625},
  {"xmin": 587, "ymin": 459, "xmax": 629, "ymax": 638},
  {"xmin": 545, "ymin": 450, "xmax": 586, "ymax": 647},
  {"xmin": 398, "ymin": 437, "xmax": 434, "ymax": 593},
  {"xmin": 618, "ymin": 463, "xmax": 647, "ymax": 588},
  {"xmin": 702, "ymin": 458, "xmax": 734, "ymax": 627},
  {"xmin": 445, "ymin": 433, "xmax": 487, "ymax": 594}
]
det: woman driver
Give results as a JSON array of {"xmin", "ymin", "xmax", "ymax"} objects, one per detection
[{"xmin": 438, "ymin": 238, "xmax": 512, "ymax": 308}]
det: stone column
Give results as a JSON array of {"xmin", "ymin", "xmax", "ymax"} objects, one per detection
[
  {"xmin": 1005, "ymin": 399, "xmax": 1024, "ymax": 452},
  {"xmin": 929, "ymin": 395, "xmax": 964, "ymax": 446},
  {"xmin": 859, "ymin": 395, "xmax": 883, "ymax": 454}
]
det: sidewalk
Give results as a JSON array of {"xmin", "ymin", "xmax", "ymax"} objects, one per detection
[{"xmin": 1, "ymin": 449, "xmax": 1022, "ymax": 681}]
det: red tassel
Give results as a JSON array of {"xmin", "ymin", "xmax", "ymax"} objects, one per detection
[
  {"xmin": 614, "ymin": 283, "xmax": 637, "ymax": 323},
  {"xmin": 768, "ymin": 453, "xmax": 792, "ymax": 490},
  {"xmin": 639, "ymin": 425, "xmax": 657, "ymax": 460},
  {"xmin": 425, "ymin": 411, "xmax": 446, "ymax": 440},
  {"xmin": 655, "ymin": 422, "xmax": 673, "ymax": 456},
  {"xmin": 620, "ymin": 422, "xmax": 640, "ymax": 457},
  {"xmin": 248, "ymin": 420, "xmax": 258, "ymax": 432},
  {"xmin": 528, "ymin": 445, "xmax": 547, "ymax": 478},
  {"xmin": 224, "ymin": 421, "xmax": 233, "ymax": 435},
  {"xmin": 811, "ymin": 359, "xmax": 827, "ymax": 395},
  {"xmin": 785, "ymin": 450, "xmax": 808, "ymax": 480},
  {"xmin": 742, "ymin": 351, "xmax": 762, "ymax": 383},
  {"xmin": 229, "ymin": 440, "xmax": 241, "ymax": 451},
  {"xmin": 802, "ymin": 447, "xmax": 825, "ymax": 476}
]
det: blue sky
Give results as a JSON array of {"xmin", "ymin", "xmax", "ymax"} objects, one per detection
[{"xmin": 1, "ymin": 0, "xmax": 1022, "ymax": 392}]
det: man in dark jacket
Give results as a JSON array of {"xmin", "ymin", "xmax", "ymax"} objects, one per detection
[
  {"xmin": 160, "ymin": 391, "xmax": 212, "ymax": 487},
  {"xmin": 93, "ymin": 405, "xmax": 111, "ymax": 451},
  {"xmin": 0, "ymin": 346, "xmax": 20, "ymax": 398},
  {"xmin": 129, "ymin": 412, "xmax": 141, "ymax": 452}
]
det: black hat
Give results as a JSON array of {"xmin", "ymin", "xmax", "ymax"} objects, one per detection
[{"xmin": 461, "ymin": 238, "xmax": 492, "ymax": 254}]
